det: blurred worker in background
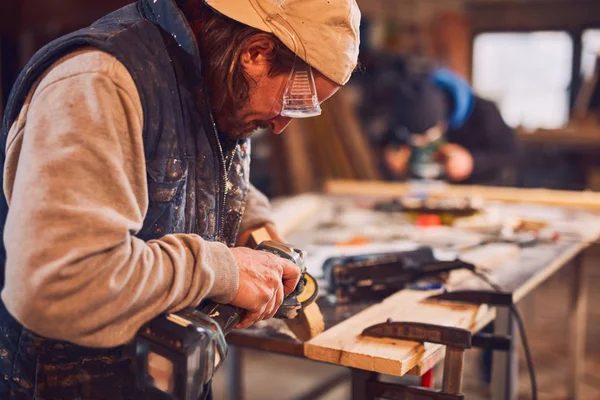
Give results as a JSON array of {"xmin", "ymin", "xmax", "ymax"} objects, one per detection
[{"xmin": 358, "ymin": 59, "xmax": 520, "ymax": 185}]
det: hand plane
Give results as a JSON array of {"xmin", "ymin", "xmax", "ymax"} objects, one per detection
[
  {"xmin": 135, "ymin": 240, "xmax": 318, "ymax": 400},
  {"xmin": 324, "ymin": 247, "xmax": 475, "ymax": 303}
]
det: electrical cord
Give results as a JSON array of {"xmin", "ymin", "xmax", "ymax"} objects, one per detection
[{"xmin": 470, "ymin": 269, "xmax": 538, "ymax": 400}]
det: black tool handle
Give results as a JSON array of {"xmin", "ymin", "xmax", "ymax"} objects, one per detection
[
  {"xmin": 362, "ymin": 321, "xmax": 472, "ymax": 350},
  {"xmin": 427, "ymin": 290, "xmax": 514, "ymax": 306},
  {"xmin": 196, "ymin": 302, "xmax": 242, "ymax": 336},
  {"xmin": 418, "ymin": 260, "xmax": 475, "ymax": 276},
  {"xmin": 324, "ymin": 247, "xmax": 437, "ymax": 272}
]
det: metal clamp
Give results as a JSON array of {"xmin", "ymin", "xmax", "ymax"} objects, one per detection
[
  {"xmin": 426, "ymin": 290, "xmax": 515, "ymax": 351},
  {"xmin": 359, "ymin": 321, "xmax": 472, "ymax": 399}
]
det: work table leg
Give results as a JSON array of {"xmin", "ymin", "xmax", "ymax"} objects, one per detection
[
  {"xmin": 351, "ymin": 369, "xmax": 378, "ymax": 400},
  {"xmin": 568, "ymin": 253, "xmax": 587, "ymax": 400},
  {"xmin": 227, "ymin": 346, "xmax": 244, "ymax": 400},
  {"xmin": 491, "ymin": 307, "xmax": 518, "ymax": 400}
]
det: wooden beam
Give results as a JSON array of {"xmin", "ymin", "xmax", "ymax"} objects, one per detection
[
  {"xmin": 324, "ymin": 179, "xmax": 600, "ymax": 210},
  {"xmin": 431, "ymin": 11, "xmax": 473, "ymax": 80},
  {"xmin": 304, "ymin": 243, "xmax": 519, "ymax": 376},
  {"xmin": 304, "ymin": 289, "xmax": 481, "ymax": 376},
  {"xmin": 468, "ymin": 0, "xmax": 600, "ymax": 33},
  {"xmin": 270, "ymin": 194, "xmax": 325, "ymax": 239}
]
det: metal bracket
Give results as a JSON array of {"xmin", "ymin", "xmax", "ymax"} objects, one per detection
[
  {"xmin": 367, "ymin": 380, "xmax": 464, "ymax": 400},
  {"xmin": 472, "ymin": 332, "xmax": 512, "ymax": 351}
]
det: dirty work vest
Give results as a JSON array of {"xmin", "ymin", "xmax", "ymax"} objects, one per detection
[{"xmin": 0, "ymin": 0, "xmax": 250, "ymax": 398}]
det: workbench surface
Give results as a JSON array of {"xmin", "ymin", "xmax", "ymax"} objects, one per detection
[{"xmin": 228, "ymin": 182, "xmax": 600, "ymax": 377}]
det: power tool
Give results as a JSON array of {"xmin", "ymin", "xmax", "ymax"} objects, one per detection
[
  {"xmin": 409, "ymin": 136, "xmax": 446, "ymax": 180},
  {"xmin": 135, "ymin": 240, "xmax": 318, "ymax": 400},
  {"xmin": 323, "ymin": 247, "xmax": 475, "ymax": 303}
]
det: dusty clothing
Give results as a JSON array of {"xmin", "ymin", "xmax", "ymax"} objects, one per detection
[{"xmin": 0, "ymin": 0, "xmax": 272, "ymax": 398}]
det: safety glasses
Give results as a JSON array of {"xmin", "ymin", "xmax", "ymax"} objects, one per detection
[
  {"xmin": 280, "ymin": 57, "xmax": 322, "ymax": 118},
  {"xmin": 249, "ymin": 0, "xmax": 322, "ymax": 118}
]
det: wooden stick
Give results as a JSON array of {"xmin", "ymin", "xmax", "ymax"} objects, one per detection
[{"xmin": 324, "ymin": 179, "xmax": 600, "ymax": 210}]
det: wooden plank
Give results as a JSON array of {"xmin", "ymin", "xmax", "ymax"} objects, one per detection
[
  {"xmin": 305, "ymin": 242, "xmax": 521, "ymax": 376},
  {"xmin": 318, "ymin": 103, "xmax": 355, "ymax": 179},
  {"xmin": 324, "ymin": 179, "xmax": 600, "ymax": 210},
  {"xmin": 280, "ymin": 120, "xmax": 317, "ymax": 194},
  {"xmin": 431, "ymin": 11, "xmax": 472, "ymax": 80},
  {"xmin": 270, "ymin": 194, "xmax": 324, "ymax": 239},
  {"xmin": 328, "ymin": 91, "xmax": 381, "ymax": 180},
  {"xmin": 304, "ymin": 289, "xmax": 480, "ymax": 376}
]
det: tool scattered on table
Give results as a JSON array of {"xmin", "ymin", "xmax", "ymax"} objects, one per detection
[
  {"xmin": 373, "ymin": 195, "xmax": 484, "ymax": 226},
  {"xmin": 457, "ymin": 223, "xmax": 560, "ymax": 253},
  {"xmin": 134, "ymin": 241, "xmax": 319, "ymax": 400},
  {"xmin": 359, "ymin": 321, "xmax": 472, "ymax": 399},
  {"xmin": 323, "ymin": 247, "xmax": 477, "ymax": 303},
  {"xmin": 374, "ymin": 195, "xmax": 483, "ymax": 215}
]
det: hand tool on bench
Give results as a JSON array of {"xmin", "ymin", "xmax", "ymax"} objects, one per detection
[
  {"xmin": 323, "ymin": 247, "xmax": 477, "ymax": 304},
  {"xmin": 357, "ymin": 321, "xmax": 472, "ymax": 399},
  {"xmin": 134, "ymin": 240, "xmax": 319, "ymax": 400}
]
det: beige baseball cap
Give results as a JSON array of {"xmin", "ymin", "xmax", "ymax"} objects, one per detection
[{"xmin": 204, "ymin": 0, "xmax": 361, "ymax": 85}]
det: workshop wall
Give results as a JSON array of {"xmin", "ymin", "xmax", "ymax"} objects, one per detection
[{"xmin": 2, "ymin": 0, "xmax": 600, "ymax": 195}]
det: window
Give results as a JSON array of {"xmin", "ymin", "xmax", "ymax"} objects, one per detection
[
  {"xmin": 582, "ymin": 29, "xmax": 600, "ymax": 79},
  {"xmin": 473, "ymin": 32, "xmax": 573, "ymax": 130}
]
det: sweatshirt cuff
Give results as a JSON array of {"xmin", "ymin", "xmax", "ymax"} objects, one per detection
[{"xmin": 204, "ymin": 241, "xmax": 240, "ymax": 304}]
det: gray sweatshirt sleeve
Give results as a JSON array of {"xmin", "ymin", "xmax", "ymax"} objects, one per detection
[
  {"xmin": 1, "ymin": 49, "xmax": 239, "ymax": 348},
  {"xmin": 239, "ymin": 184, "xmax": 275, "ymax": 234}
]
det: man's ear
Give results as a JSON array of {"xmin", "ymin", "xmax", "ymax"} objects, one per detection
[{"xmin": 240, "ymin": 34, "xmax": 276, "ymax": 77}]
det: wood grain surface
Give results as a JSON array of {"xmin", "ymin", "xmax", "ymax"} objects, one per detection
[{"xmin": 324, "ymin": 180, "xmax": 600, "ymax": 210}]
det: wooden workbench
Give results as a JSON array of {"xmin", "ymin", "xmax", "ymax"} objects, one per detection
[{"xmin": 228, "ymin": 181, "xmax": 600, "ymax": 400}]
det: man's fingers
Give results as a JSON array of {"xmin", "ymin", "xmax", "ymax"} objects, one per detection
[
  {"xmin": 259, "ymin": 293, "xmax": 278, "ymax": 322},
  {"xmin": 265, "ymin": 285, "xmax": 284, "ymax": 320},
  {"xmin": 281, "ymin": 260, "xmax": 301, "ymax": 297},
  {"xmin": 236, "ymin": 310, "xmax": 263, "ymax": 329}
]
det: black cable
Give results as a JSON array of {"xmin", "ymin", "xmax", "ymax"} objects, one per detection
[
  {"xmin": 470, "ymin": 269, "xmax": 503, "ymax": 292},
  {"xmin": 469, "ymin": 269, "xmax": 538, "ymax": 400},
  {"xmin": 509, "ymin": 304, "xmax": 538, "ymax": 400}
]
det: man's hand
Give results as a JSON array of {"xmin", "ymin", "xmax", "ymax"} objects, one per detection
[
  {"xmin": 383, "ymin": 145, "xmax": 411, "ymax": 177},
  {"xmin": 437, "ymin": 143, "xmax": 474, "ymax": 182},
  {"xmin": 229, "ymin": 247, "xmax": 301, "ymax": 329}
]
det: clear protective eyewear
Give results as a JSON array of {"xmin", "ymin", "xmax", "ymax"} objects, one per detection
[
  {"xmin": 280, "ymin": 58, "xmax": 322, "ymax": 118},
  {"xmin": 248, "ymin": 0, "xmax": 322, "ymax": 118}
]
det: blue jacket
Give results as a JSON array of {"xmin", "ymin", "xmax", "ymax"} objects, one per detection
[{"xmin": 0, "ymin": 0, "xmax": 249, "ymax": 398}]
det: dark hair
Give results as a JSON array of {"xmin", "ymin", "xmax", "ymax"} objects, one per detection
[{"xmin": 180, "ymin": 0, "xmax": 297, "ymax": 117}]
